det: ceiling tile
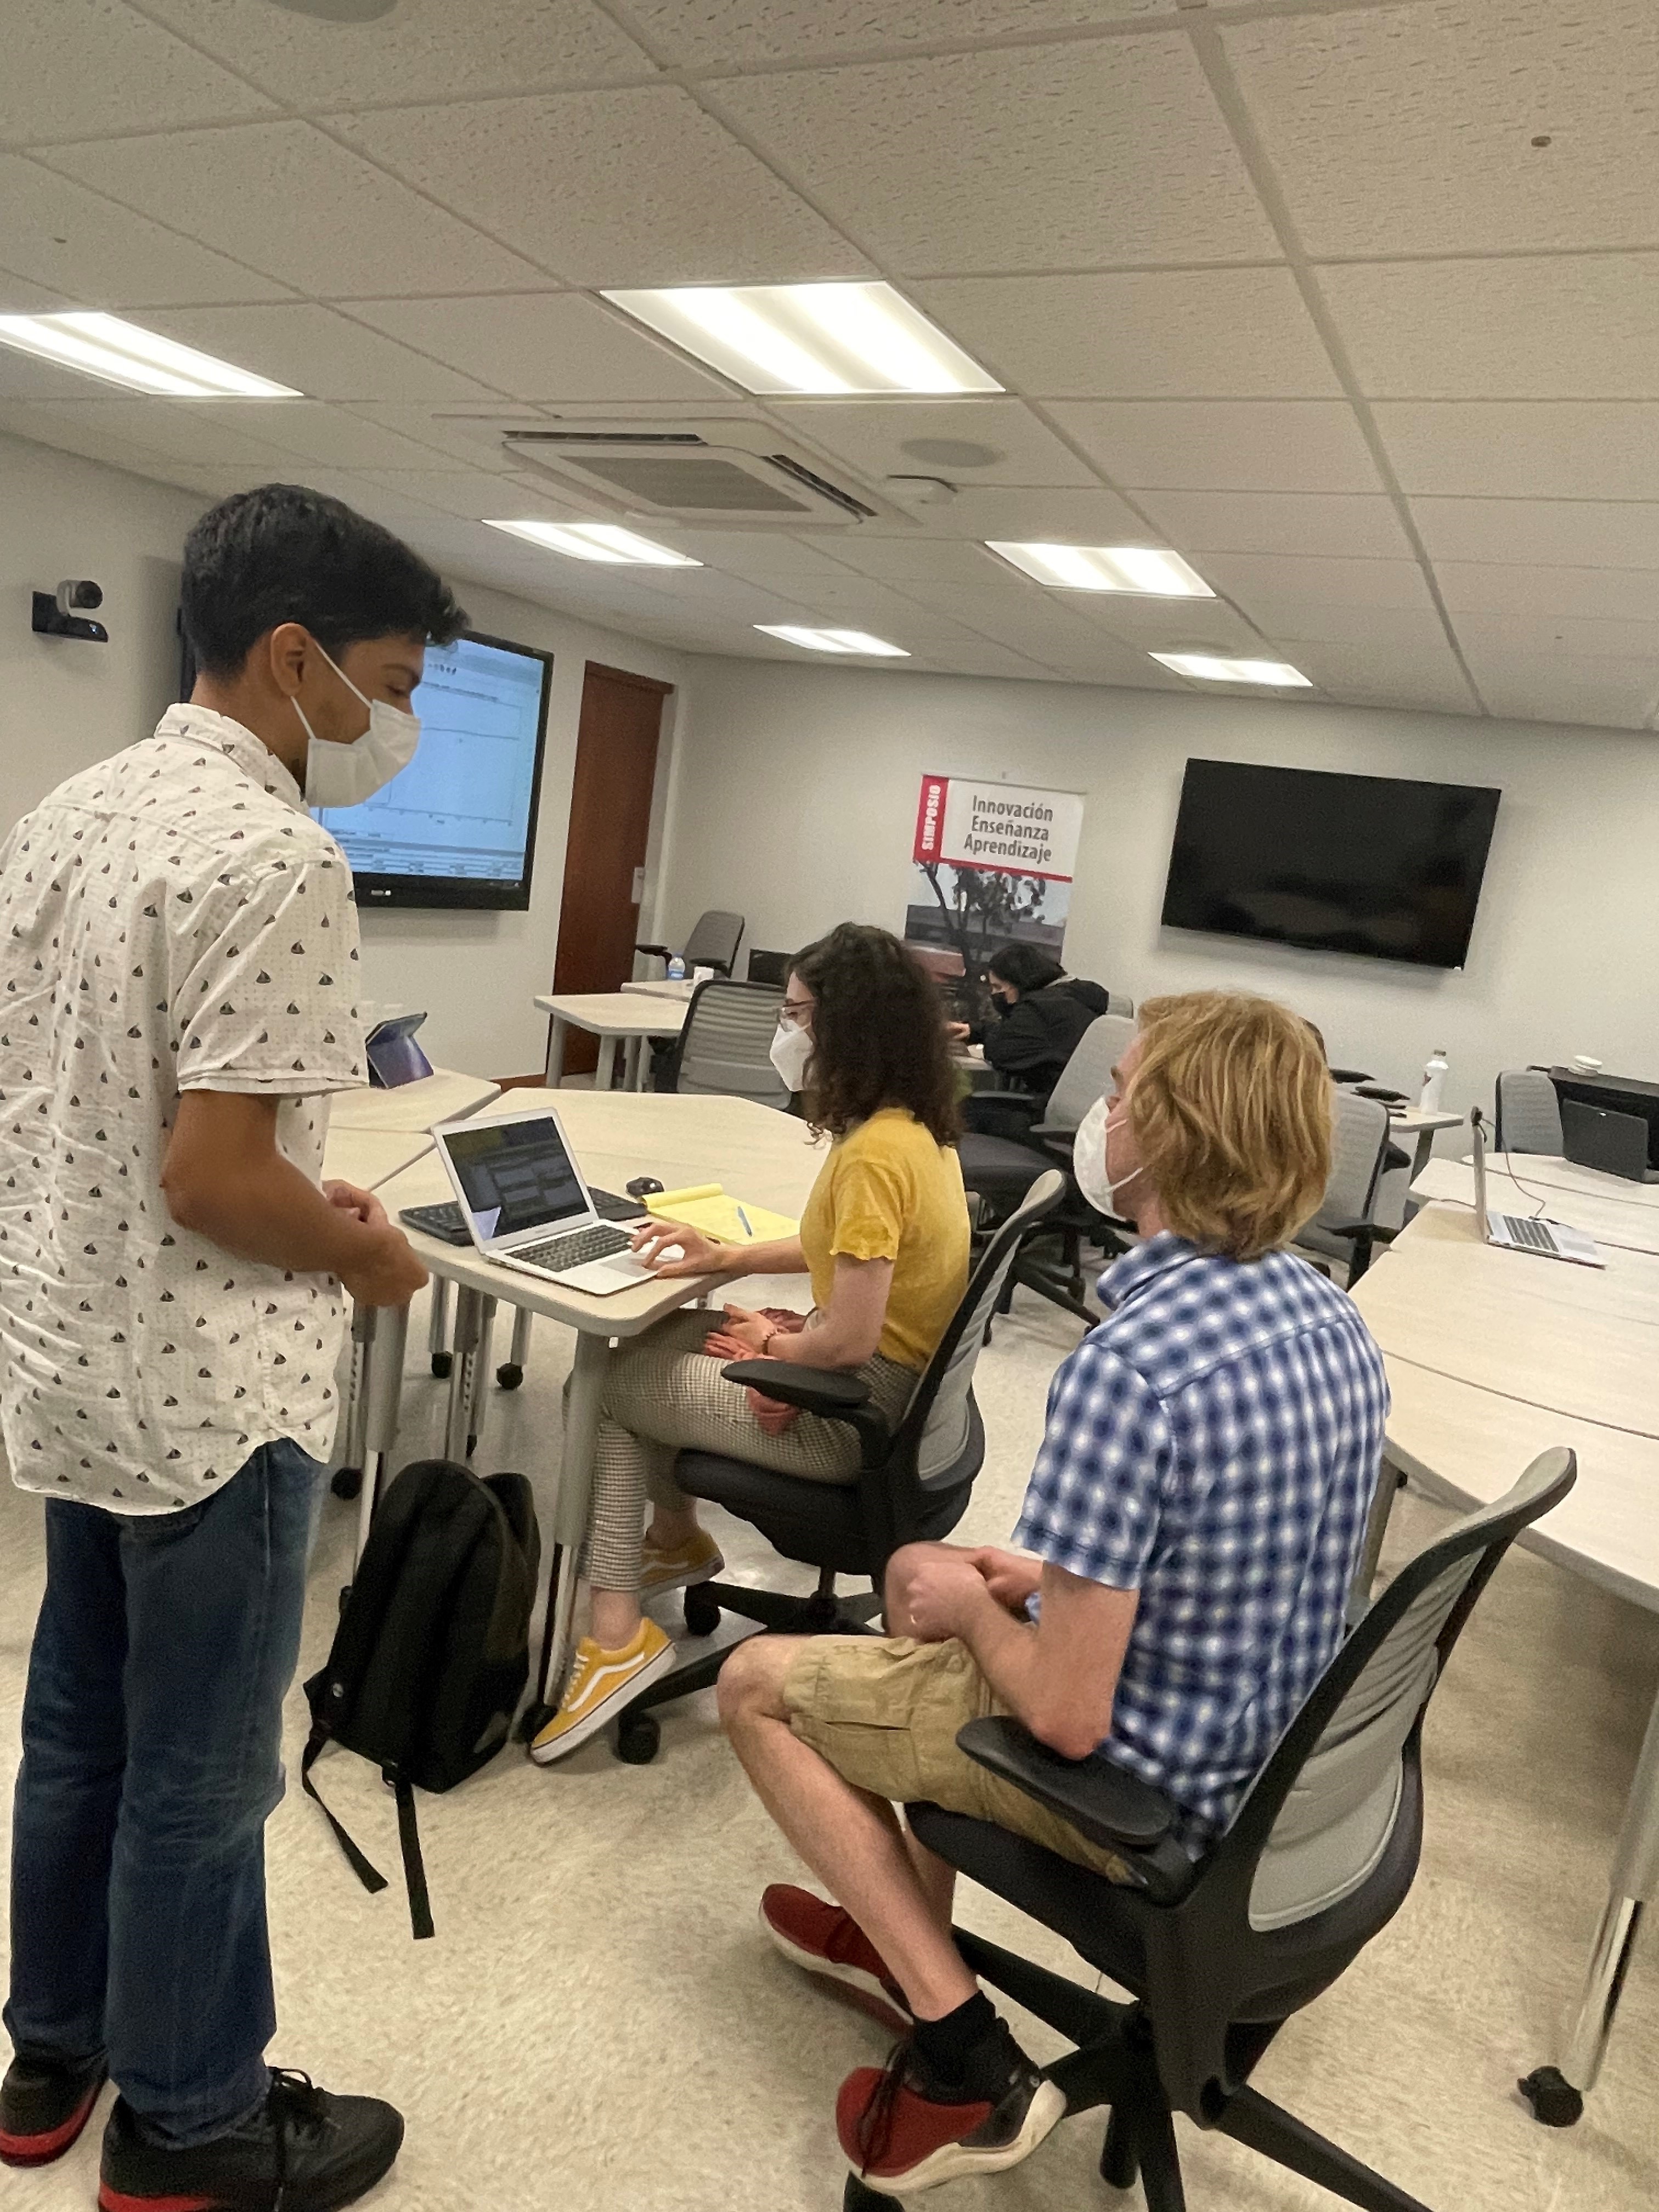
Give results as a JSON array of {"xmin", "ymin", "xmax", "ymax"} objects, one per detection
[
  {"xmin": 1285, "ymin": 640, "xmax": 1479, "ymax": 717},
  {"xmin": 1318, "ymin": 255, "xmax": 1659, "ymax": 400},
  {"xmin": 352, "ymin": 469, "xmax": 566, "ymax": 522},
  {"xmin": 40, "ymin": 122, "xmax": 548, "ymax": 297},
  {"xmin": 626, "ymin": 1, "xmax": 1165, "ymax": 67},
  {"xmin": 898, "ymin": 484, "xmax": 1149, "ymax": 540},
  {"xmin": 334, "ymin": 89, "xmax": 867, "ymax": 289},
  {"xmin": 182, "ymin": 399, "xmax": 471, "ymax": 471},
  {"xmin": 917, "ymin": 269, "xmax": 1341, "ymax": 398},
  {"xmin": 1242, "ymin": 602, "xmax": 1455, "ymax": 652},
  {"xmin": 713, "ymin": 36, "xmax": 1279, "ymax": 274},
  {"xmin": 1411, "ymin": 497, "xmax": 1659, "ymax": 570},
  {"xmin": 1462, "ymin": 648, "xmax": 1659, "ymax": 730},
  {"xmin": 665, "ymin": 531, "xmax": 876, "ymax": 580},
  {"xmin": 813, "ymin": 538, "xmax": 1002, "ymax": 586},
  {"xmin": 0, "ymin": 398, "xmax": 200, "ymax": 488},
  {"xmin": 1064, "ymin": 596, "xmax": 1273, "ymax": 653},
  {"xmin": 144, "ymin": 0, "xmax": 651, "ymax": 105},
  {"xmin": 1035, "ymin": 638, "xmax": 1190, "ymax": 687},
  {"xmin": 1224, "ymin": 0, "xmax": 1659, "ymax": 257},
  {"xmin": 341, "ymin": 294, "xmax": 725, "ymax": 404},
  {"xmin": 1201, "ymin": 552, "xmax": 1434, "ymax": 616},
  {"xmin": 1048, "ymin": 401, "xmax": 1384, "ymax": 493},
  {"xmin": 0, "ymin": 396, "xmax": 286, "ymax": 469},
  {"xmin": 0, "ymin": 352, "xmax": 137, "ymax": 401},
  {"xmin": 134, "ymin": 304, "xmax": 509, "ymax": 404},
  {"xmin": 337, "ymin": 403, "xmax": 554, "ymax": 466},
  {"xmin": 1451, "ymin": 608, "xmax": 1659, "ymax": 659},
  {"xmin": 766, "ymin": 399, "xmax": 1097, "ymax": 489},
  {"xmin": 0, "ymin": 265, "xmax": 59, "ymax": 312},
  {"xmin": 0, "ymin": 154, "xmax": 294, "ymax": 308},
  {"xmin": 0, "ymin": 1, "xmax": 276, "ymax": 147},
  {"xmin": 1434, "ymin": 561, "xmax": 1659, "ymax": 622},
  {"xmin": 1129, "ymin": 489, "xmax": 1412, "ymax": 560},
  {"xmin": 1374, "ymin": 402, "xmax": 1659, "ymax": 500}
]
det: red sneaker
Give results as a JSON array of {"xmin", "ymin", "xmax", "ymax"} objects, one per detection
[
  {"xmin": 0, "ymin": 2050, "xmax": 107, "ymax": 2168},
  {"xmin": 759, "ymin": 1886, "xmax": 914, "ymax": 2035},
  {"xmin": 836, "ymin": 2019, "xmax": 1065, "ymax": 2193}
]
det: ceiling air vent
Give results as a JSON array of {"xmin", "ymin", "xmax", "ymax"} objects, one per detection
[{"xmin": 500, "ymin": 417, "xmax": 912, "ymax": 529}]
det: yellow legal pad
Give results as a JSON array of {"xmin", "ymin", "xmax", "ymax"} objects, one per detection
[{"xmin": 645, "ymin": 1182, "xmax": 799, "ymax": 1246}]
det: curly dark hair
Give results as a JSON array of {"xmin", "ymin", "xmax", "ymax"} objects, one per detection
[{"xmin": 792, "ymin": 923, "xmax": 960, "ymax": 1148}]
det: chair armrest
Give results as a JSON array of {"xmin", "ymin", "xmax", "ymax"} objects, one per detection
[
  {"xmin": 1026, "ymin": 1120, "xmax": 1076, "ymax": 1143},
  {"xmin": 721, "ymin": 1360, "xmax": 894, "ymax": 1472},
  {"xmin": 634, "ymin": 941, "xmax": 672, "ymax": 959},
  {"xmin": 956, "ymin": 1717, "xmax": 1177, "ymax": 1852},
  {"xmin": 967, "ymin": 1089, "xmax": 1039, "ymax": 1113},
  {"xmin": 1324, "ymin": 1220, "xmax": 1399, "ymax": 1245}
]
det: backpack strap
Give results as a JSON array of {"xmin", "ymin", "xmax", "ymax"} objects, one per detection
[
  {"xmin": 300, "ymin": 1724, "xmax": 390, "ymax": 1899},
  {"xmin": 393, "ymin": 1776, "xmax": 435, "ymax": 1942}
]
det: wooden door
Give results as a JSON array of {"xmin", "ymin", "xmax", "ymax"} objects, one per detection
[{"xmin": 550, "ymin": 661, "xmax": 672, "ymax": 1075}]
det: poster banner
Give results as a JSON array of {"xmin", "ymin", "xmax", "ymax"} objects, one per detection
[{"xmin": 903, "ymin": 774, "xmax": 1085, "ymax": 983}]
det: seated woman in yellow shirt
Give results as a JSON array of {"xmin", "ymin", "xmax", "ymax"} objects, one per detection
[{"xmin": 533, "ymin": 923, "xmax": 970, "ymax": 1763}]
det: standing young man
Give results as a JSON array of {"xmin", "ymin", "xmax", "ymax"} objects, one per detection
[
  {"xmin": 0, "ymin": 484, "xmax": 461, "ymax": 2208},
  {"xmin": 720, "ymin": 991, "xmax": 1389, "ymax": 2194}
]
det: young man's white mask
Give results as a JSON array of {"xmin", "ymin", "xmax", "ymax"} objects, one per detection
[{"xmin": 293, "ymin": 641, "xmax": 421, "ymax": 810}]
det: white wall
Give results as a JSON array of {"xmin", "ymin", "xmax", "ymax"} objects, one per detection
[
  {"xmin": 0, "ymin": 431, "xmax": 688, "ymax": 1077},
  {"xmin": 659, "ymin": 656, "xmax": 1659, "ymax": 1124}
]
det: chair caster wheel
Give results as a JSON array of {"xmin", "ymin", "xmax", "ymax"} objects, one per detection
[
  {"xmin": 1519, "ymin": 2066, "xmax": 1583, "ymax": 2126},
  {"xmin": 431, "ymin": 1352, "xmax": 453, "ymax": 1378},
  {"xmin": 614, "ymin": 1712, "xmax": 661, "ymax": 1764},
  {"xmin": 1101, "ymin": 2109, "xmax": 1138, "ymax": 2188},
  {"xmin": 338, "ymin": 1584, "xmax": 352, "ymax": 1615},
  {"xmin": 496, "ymin": 1362, "xmax": 523, "ymax": 1390},
  {"xmin": 684, "ymin": 1584, "xmax": 722, "ymax": 1637},
  {"xmin": 330, "ymin": 1465, "xmax": 363, "ymax": 1500}
]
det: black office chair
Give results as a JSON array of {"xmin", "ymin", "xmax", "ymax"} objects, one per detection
[
  {"xmin": 636, "ymin": 907, "xmax": 744, "ymax": 979},
  {"xmin": 607, "ymin": 1172, "xmax": 1067, "ymax": 1763},
  {"xmin": 837, "ymin": 1448, "xmax": 1576, "ymax": 2212}
]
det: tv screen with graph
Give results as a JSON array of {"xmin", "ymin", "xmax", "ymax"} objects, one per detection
[{"xmin": 313, "ymin": 630, "xmax": 553, "ymax": 910}]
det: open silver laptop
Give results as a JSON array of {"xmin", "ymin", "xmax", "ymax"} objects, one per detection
[
  {"xmin": 432, "ymin": 1106, "xmax": 656, "ymax": 1296},
  {"xmin": 1469, "ymin": 1108, "xmax": 1602, "ymax": 1268}
]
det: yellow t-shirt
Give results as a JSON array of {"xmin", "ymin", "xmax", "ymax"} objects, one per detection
[{"xmin": 800, "ymin": 1108, "xmax": 970, "ymax": 1371}]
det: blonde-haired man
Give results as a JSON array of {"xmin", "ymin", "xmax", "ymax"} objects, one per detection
[{"xmin": 720, "ymin": 991, "xmax": 1389, "ymax": 2195}]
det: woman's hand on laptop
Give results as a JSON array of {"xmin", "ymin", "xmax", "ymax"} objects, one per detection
[{"xmin": 630, "ymin": 1220, "xmax": 729, "ymax": 1278}]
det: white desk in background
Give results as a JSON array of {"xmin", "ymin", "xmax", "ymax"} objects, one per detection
[
  {"xmin": 1454, "ymin": 1149, "xmax": 1659, "ymax": 1213},
  {"xmin": 1380, "ymin": 1103, "xmax": 1465, "ymax": 1178},
  {"xmin": 320, "ymin": 1126, "xmax": 434, "ymax": 1193},
  {"xmin": 370, "ymin": 1087, "xmax": 825, "ymax": 1726},
  {"xmin": 535, "ymin": 991, "xmax": 689, "ymax": 1092},
  {"xmin": 1412, "ymin": 1156, "xmax": 1659, "ymax": 1257},
  {"xmin": 329, "ymin": 1068, "xmax": 500, "ymax": 1134},
  {"xmin": 622, "ymin": 977, "xmax": 697, "ymax": 1003},
  {"xmin": 1351, "ymin": 1201, "xmax": 1659, "ymax": 2126}
]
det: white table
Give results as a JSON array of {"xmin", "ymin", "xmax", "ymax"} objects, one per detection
[
  {"xmin": 1459, "ymin": 1149, "xmax": 1659, "ymax": 1213},
  {"xmin": 320, "ymin": 1126, "xmax": 434, "ymax": 1193},
  {"xmin": 1385, "ymin": 1104, "xmax": 1465, "ymax": 1178},
  {"xmin": 329, "ymin": 1068, "xmax": 500, "ymax": 1133},
  {"xmin": 535, "ymin": 991, "xmax": 689, "ymax": 1091},
  {"xmin": 1412, "ymin": 1156, "xmax": 1659, "ymax": 1257},
  {"xmin": 1351, "ymin": 1201, "xmax": 1659, "ymax": 2124},
  {"xmin": 622, "ymin": 977, "xmax": 696, "ymax": 1003},
  {"xmin": 370, "ymin": 1088, "xmax": 826, "ymax": 1723}
]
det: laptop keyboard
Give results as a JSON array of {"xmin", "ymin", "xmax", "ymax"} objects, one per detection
[
  {"xmin": 1500, "ymin": 1214, "xmax": 1558, "ymax": 1253},
  {"xmin": 511, "ymin": 1223, "xmax": 634, "ymax": 1273}
]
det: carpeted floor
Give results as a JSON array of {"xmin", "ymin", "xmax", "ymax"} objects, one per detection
[{"xmin": 2, "ymin": 1276, "xmax": 1656, "ymax": 2211}]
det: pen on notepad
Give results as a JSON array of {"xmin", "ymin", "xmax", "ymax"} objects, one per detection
[{"xmin": 737, "ymin": 1206, "xmax": 753, "ymax": 1238}]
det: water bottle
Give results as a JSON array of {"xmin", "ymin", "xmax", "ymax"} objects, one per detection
[
  {"xmin": 667, "ymin": 954, "xmax": 686, "ymax": 981},
  {"xmin": 1419, "ymin": 1048, "xmax": 1448, "ymax": 1114}
]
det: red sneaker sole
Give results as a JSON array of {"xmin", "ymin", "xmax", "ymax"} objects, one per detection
[
  {"xmin": 845, "ymin": 2076, "xmax": 1066, "ymax": 2193},
  {"xmin": 0, "ymin": 2080, "xmax": 105, "ymax": 2168}
]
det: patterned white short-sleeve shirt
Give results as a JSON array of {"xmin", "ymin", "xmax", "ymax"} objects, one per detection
[{"xmin": 0, "ymin": 706, "xmax": 367, "ymax": 1513}]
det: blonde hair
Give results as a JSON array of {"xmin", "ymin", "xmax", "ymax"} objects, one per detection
[{"xmin": 1126, "ymin": 992, "xmax": 1332, "ymax": 1262}]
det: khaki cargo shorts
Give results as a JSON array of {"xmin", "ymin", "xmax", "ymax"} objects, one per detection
[{"xmin": 783, "ymin": 1634, "xmax": 1131, "ymax": 1883}]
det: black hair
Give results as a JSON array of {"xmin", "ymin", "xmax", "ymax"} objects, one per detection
[
  {"xmin": 792, "ymin": 923, "xmax": 960, "ymax": 1149},
  {"xmin": 180, "ymin": 482, "xmax": 466, "ymax": 677},
  {"xmin": 986, "ymin": 942, "xmax": 1065, "ymax": 994}
]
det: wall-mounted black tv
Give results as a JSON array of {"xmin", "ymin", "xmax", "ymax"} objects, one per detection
[
  {"xmin": 315, "ymin": 630, "xmax": 553, "ymax": 911},
  {"xmin": 1161, "ymin": 759, "xmax": 1500, "ymax": 969}
]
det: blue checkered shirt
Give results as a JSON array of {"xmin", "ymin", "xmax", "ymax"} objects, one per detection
[{"xmin": 1013, "ymin": 1233, "xmax": 1390, "ymax": 1838}]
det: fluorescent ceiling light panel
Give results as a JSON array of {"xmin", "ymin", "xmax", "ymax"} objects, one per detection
[
  {"xmin": 1152, "ymin": 652, "xmax": 1312, "ymax": 688},
  {"xmin": 987, "ymin": 542, "xmax": 1214, "ymax": 597},
  {"xmin": 0, "ymin": 312, "xmax": 298, "ymax": 397},
  {"xmin": 602, "ymin": 283, "xmax": 1001, "ymax": 396},
  {"xmin": 483, "ymin": 519, "xmax": 699, "ymax": 566},
  {"xmin": 757, "ymin": 625, "xmax": 910, "ymax": 657}
]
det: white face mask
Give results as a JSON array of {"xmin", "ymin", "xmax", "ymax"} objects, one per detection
[
  {"xmin": 294, "ymin": 641, "xmax": 421, "ymax": 810},
  {"xmin": 769, "ymin": 1020, "xmax": 814, "ymax": 1094},
  {"xmin": 1073, "ymin": 1094, "xmax": 1150, "ymax": 1217}
]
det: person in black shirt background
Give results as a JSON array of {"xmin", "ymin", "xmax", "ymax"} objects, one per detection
[{"xmin": 946, "ymin": 943, "xmax": 1110, "ymax": 1139}]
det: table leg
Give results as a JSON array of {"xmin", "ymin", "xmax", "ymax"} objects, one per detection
[
  {"xmin": 499, "ymin": 1304, "xmax": 532, "ymax": 1390},
  {"xmin": 445, "ymin": 1286, "xmax": 485, "ymax": 1460},
  {"xmin": 353, "ymin": 1301, "xmax": 408, "ymax": 1566},
  {"xmin": 1521, "ymin": 1684, "xmax": 1659, "ymax": 2123},
  {"xmin": 596, "ymin": 1035, "xmax": 619, "ymax": 1091},
  {"xmin": 623, "ymin": 1034, "xmax": 642, "ymax": 1092},
  {"xmin": 1411, "ymin": 1128, "xmax": 1436, "ymax": 1180},
  {"xmin": 544, "ymin": 1014, "xmax": 569, "ymax": 1088},
  {"xmin": 525, "ymin": 1330, "xmax": 608, "ymax": 1736},
  {"xmin": 427, "ymin": 1275, "xmax": 452, "ymax": 1378},
  {"xmin": 466, "ymin": 1295, "xmax": 496, "ymax": 1454}
]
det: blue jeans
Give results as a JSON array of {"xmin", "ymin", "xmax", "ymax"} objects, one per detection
[{"xmin": 5, "ymin": 1440, "xmax": 319, "ymax": 2145}]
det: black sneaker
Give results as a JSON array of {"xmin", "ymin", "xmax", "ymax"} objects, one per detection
[
  {"xmin": 836, "ymin": 2017, "xmax": 1065, "ymax": 2193},
  {"xmin": 0, "ymin": 2048, "xmax": 108, "ymax": 2166},
  {"xmin": 99, "ymin": 2070, "xmax": 403, "ymax": 2212}
]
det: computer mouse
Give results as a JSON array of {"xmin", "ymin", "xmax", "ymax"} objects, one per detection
[{"xmin": 626, "ymin": 1176, "xmax": 665, "ymax": 1200}]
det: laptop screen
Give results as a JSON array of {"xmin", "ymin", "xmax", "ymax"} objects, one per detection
[{"xmin": 441, "ymin": 1115, "xmax": 588, "ymax": 1239}]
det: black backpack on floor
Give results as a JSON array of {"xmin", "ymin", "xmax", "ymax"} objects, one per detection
[{"xmin": 302, "ymin": 1457, "xmax": 541, "ymax": 1939}]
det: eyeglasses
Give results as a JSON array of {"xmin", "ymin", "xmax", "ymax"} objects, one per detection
[{"xmin": 779, "ymin": 998, "xmax": 815, "ymax": 1028}]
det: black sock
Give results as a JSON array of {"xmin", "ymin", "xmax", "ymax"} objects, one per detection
[{"xmin": 912, "ymin": 1990, "xmax": 999, "ymax": 2089}]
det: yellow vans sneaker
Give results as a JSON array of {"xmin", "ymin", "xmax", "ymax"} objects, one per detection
[
  {"xmin": 641, "ymin": 1526, "xmax": 724, "ymax": 1596},
  {"xmin": 530, "ymin": 1618, "xmax": 676, "ymax": 1765}
]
